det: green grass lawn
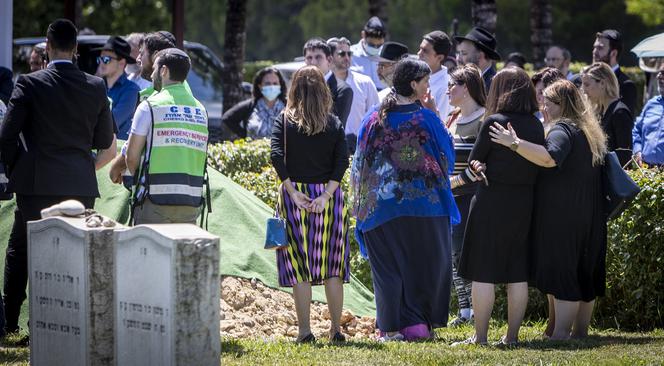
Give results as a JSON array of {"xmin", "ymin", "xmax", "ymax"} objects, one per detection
[{"xmin": 1, "ymin": 323, "xmax": 662, "ymax": 365}]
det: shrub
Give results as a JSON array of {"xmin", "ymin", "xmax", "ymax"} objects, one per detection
[
  {"xmin": 209, "ymin": 139, "xmax": 664, "ymax": 330},
  {"xmin": 595, "ymin": 167, "xmax": 664, "ymax": 330}
]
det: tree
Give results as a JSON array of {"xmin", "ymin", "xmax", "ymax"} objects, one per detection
[
  {"xmin": 471, "ymin": 0, "xmax": 497, "ymax": 34},
  {"xmin": 625, "ymin": 0, "xmax": 664, "ymax": 27},
  {"xmin": 530, "ymin": 0, "xmax": 552, "ymax": 69},
  {"xmin": 222, "ymin": 0, "xmax": 248, "ymax": 113}
]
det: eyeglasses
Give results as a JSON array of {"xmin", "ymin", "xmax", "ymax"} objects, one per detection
[
  {"xmin": 544, "ymin": 57, "xmax": 563, "ymax": 63},
  {"xmin": 97, "ymin": 55, "xmax": 118, "ymax": 65},
  {"xmin": 336, "ymin": 51, "xmax": 353, "ymax": 58}
]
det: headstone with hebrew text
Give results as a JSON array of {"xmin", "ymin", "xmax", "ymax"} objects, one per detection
[
  {"xmin": 114, "ymin": 224, "xmax": 220, "ymax": 366},
  {"xmin": 28, "ymin": 216, "xmax": 115, "ymax": 366}
]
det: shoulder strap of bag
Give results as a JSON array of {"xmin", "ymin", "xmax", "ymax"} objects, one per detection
[{"xmin": 129, "ymin": 100, "xmax": 155, "ymax": 225}]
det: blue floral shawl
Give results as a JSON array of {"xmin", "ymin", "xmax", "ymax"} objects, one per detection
[{"xmin": 351, "ymin": 103, "xmax": 460, "ymax": 257}]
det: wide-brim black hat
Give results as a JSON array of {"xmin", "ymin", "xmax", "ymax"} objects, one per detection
[
  {"xmin": 454, "ymin": 26, "xmax": 501, "ymax": 61},
  {"xmin": 372, "ymin": 41, "xmax": 409, "ymax": 63},
  {"xmin": 92, "ymin": 36, "xmax": 136, "ymax": 64}
]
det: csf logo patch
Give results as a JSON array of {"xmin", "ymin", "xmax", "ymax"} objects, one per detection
[
  {"xmin": 169, "ymin": 105, "xmax": 204, "ymax": 116},
  {"xmin": 154, "ymin": 104, "xmax": 208, "ymax": 126}
]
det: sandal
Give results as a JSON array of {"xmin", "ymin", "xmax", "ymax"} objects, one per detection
[
  {"xmin": 295, "ymin": 333, "xmax": 316, "ymax": 344},
  {"xmin": 451, "ymin": 336, "xmax": 488, "ymax": 347},
  {"xmin": 492, "ymin": 336, "xmax": 518, "ymax": 348},
  {"xmin": 330, "ymin": 332, "xmax": 346, "ymax": 342}
]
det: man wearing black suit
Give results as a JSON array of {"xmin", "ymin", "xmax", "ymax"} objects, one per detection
[
  {"xmin": 303, "ymin": 38, "xmax": 353, "ymax": 128},
  {"xmin": 593, "ymin": 30, "xmax": 637, "ymax": 115},
  {"xmin": 0, "ymin": 19, "xmax": 114, "ymax": 334}
]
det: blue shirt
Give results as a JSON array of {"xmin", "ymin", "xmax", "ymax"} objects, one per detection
[
  {"xmin": 107, "ymin": 72, "xmax": 140, "ymax": 140},
  {"xmin": 351, "ymin": 103, "xmax": 460, "ymax": 257},
  {"xmin": 632, "ymin": 95, "xmax": 664, "ymax": 165}
]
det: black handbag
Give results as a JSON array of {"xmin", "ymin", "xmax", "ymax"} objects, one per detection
[{"xmin": 602, "ymin": 151, "xmax": 641, "ymax": 220}]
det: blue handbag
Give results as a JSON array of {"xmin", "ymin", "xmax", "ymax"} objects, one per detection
[
  {"xmin": 264, "ymin": 118, "xmax": 289, "ymax": 250},
  {"xmin": 264, "ymin": 215, "xmax": 288, "ymax": 250},
  {"xmin": 602, "ymin": 151, "xmax": 641, "ymax": 220}
]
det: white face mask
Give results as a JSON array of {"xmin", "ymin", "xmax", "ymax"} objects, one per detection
[
  {"xmin": 261, "ymin": 85, "xmax": 281, "ymax": 101},
  {"xmin": 365, "ymin": 44, "xmax": 381, "ymax": 57}
]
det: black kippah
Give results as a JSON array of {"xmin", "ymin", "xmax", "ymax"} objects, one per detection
[{"xmin": 47, "ymin": 19, "xmax": 78, "ymax": 41}]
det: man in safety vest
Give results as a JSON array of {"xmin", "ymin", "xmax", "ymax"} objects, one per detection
[{"xmin": 124, "ymin": 48, "xmax": 208, "ymax": 224}]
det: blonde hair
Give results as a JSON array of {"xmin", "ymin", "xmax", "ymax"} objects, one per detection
[
  {"xmin": 285, "ymin": 66, "xmax": 332, "ymax": 135},
  {"xmin": 543, "ymin": 80, "xmax": 608, "ymax": 166},
  {"xmin": 581, "ymin": 62, "xmax": 620, "ymax": 116}
]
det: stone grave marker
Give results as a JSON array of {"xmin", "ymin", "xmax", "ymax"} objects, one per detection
[
  {"xmin": 28, "ymin": 216, "xmax": 116, "ymax": 366},
  {"xmin": 114, "ymin": 224, "xmax": 220, "ymax": 366}
]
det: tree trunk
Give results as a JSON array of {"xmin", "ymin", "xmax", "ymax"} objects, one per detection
[
  {"xmin": 368, "ymin": 0, "xmax": 388, "ymax": 30},
  {"xmin": 222, "ymin": 0, "xmax": 248, "ymax": 114},
  {"xmin": 530, "ymin": 0, "xmax": 552, "ymax": 69},
  {"xmin": 471, "ymin": 0, "xmax": 497, "ymax": 34}
]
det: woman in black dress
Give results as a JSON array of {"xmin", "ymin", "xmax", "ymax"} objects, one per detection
[
  {"xmin": 490, "ymin": 80, "xmax": 608, "ymax": 340},
  {"xmin": 581, "ymin": 62, "xmax": 632, "ymax": 166},
  {"xmin": 455, "ymin": 68, "xmax": 544, "ymax": 346}
]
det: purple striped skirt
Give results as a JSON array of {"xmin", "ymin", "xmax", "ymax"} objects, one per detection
[{"xmin": 276, "ymin": 182, "xmax": 350, "ymax": 287}]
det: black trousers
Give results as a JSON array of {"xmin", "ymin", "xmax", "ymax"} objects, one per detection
[{"xmin": 3, "ymin": 194, "xmax": 95, "ymax": 332}]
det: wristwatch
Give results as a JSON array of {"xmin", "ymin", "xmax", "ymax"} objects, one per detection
[{"xmin": 510, "ymin": 139, "xmax": 520, "ymax": 152}]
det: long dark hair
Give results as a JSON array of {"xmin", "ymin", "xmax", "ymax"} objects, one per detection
[
  {"xmin": 485, "ymin": 67, "xmax": 538, "ymax": 117},
  {"xmin": 379, "ymin": 58, "xmax": 431, "ymax": 122},
  {"xmin": 252, "ymin": 67, "xmax": 288, "ymax": 103}
]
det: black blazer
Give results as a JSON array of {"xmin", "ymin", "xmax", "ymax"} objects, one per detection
[
  {"xmin": 615, "ymin": 67, "xmax": 637, "ymax": 115},
  {"xmin": 222, "ymin": 98, "xmax": 256, "ymax": 139},
  {"xmin": 327, "ymin": 75, "xmax": 353, "ymax": 128},
  {"xmin": 601, "ymin": 99, "xmax": 633, "ymax": 167},
  {"xmin": 483, "ymin": 65, "xmax": 497, "ymax": 92},
  {"xmin": 0, "ymin": 62, "xmax": 114, "ymax": 197}
]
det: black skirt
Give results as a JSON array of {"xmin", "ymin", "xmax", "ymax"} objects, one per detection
[
  {"xmin": 458, "ymin": 183, "xmax": 535, "ymax": 283},
  {"xmin": 363, "ymin": 216, "xmax": 452, "ymax": 332}
]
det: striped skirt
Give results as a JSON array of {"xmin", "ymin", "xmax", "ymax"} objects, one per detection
[{"xmin": 276, "ymin": 182, "xmax": 350, "ymax": 287}]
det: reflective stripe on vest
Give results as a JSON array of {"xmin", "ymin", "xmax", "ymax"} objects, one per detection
[{"xmin": 140, "ymin": 83, "xmax": 208, "ymax": 207}]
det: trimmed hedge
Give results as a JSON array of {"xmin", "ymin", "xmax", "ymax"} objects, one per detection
[{"xmin": 209, "ymin": 138, "xmax": 663, "ymax": 330}]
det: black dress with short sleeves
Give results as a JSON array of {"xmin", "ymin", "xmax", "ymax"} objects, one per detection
[{"xmin": 530, "ymin": 121, "xmax": 607, "ymax": 301}]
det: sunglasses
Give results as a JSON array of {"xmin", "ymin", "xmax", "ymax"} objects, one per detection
[
  {"xmin": 336, "ymin": 51, "xmax": 353, "ymax": 58},
  {"xmin": 97, "ymin": 55, "xmax": 118, "ymax": 65}
]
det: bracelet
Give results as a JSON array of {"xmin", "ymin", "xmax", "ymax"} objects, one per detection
[{"xmin": 323, "ymin": 190, "xmax": 333, "ymax": 199}]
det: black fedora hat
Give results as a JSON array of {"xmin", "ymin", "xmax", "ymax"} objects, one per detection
[
  {"xmin": 454, "ymin": 26, "xmax": 501, "ymax": 61},
  {"xmin": 373, "ymin": 41, "xmax": 409, "ymax": 63},
  {"xmin": 93, "ymin": 36, "xmax": 136, "ymax": 64}
]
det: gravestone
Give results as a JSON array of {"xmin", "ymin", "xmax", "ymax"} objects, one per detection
[
  {"xmin": 28, "ymin": 216, "xmax": 116, "ymax": 366},
  {"xmin": 114, "ymin": 224, "xmax": 220, "ymax": 366}
]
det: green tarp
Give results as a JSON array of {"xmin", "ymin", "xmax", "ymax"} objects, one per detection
[{"xmin": 0, "ymin": 164, "xmax": 376, "ymax": 330}]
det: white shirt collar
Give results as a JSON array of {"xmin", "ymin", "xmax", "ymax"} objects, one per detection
[
  {"xmin": 325, "ymin": 71, "xmax": 333, "ymax": 81},
  {"xmin": 612, "ymin": 64, "xmax": 620, "ymax": 72},
  {"xmin": 47, "ymin": 59, "xmax": 73, "ymax": 68}
]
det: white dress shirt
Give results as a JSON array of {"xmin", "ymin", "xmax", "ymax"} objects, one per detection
[
  {"xmin": 339, "ymin": 70, "xmax": 379, "ymax": 136},
  {"xmin": 429, "ymin": 66, "xmax": 451, "ymax": 120}
]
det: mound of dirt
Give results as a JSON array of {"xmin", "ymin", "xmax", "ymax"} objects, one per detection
[{"xmin": 220, "ymin": 276, "xmax": 376, "ymax": 340}]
